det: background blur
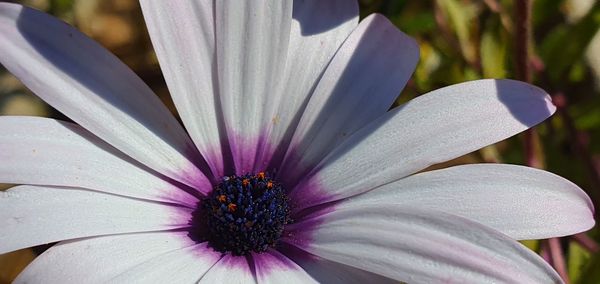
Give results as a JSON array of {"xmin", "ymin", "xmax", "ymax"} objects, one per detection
[{"xmin": 1, "ymin": 0, "xmax": 599, "ymax": 283}]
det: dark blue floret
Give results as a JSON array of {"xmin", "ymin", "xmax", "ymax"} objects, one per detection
[{"xmin": 192, "ymin": 172, "xmax": 290, "ymax": 256}]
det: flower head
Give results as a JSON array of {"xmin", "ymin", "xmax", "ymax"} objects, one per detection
[{"xmin": 0, "ymin": 1, "xmax": 594, "ymax": 283}]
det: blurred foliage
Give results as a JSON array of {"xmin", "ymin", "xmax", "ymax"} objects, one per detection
[{"xmin": 1, "ymin": 0, "xmax": 600, "ymax": 283}]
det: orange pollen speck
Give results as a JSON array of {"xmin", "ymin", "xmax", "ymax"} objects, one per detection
[
  {"xmin": 267, "ymin": 181, "xmax": 273, "ymax": 189},
  {"xmin": 227, "ymin": 203, "xmax": 237, "ymax": 212},
  {"xmin": 242, "ymin": 179, "xmax": 250, "ymax": 187},
  {"xmin": 257, "ymin": 172, "xmax": 266, "ymax": 180},
  {"xmin": 217, "ymin": 195, "xmax": 227, "ymax": 203}
]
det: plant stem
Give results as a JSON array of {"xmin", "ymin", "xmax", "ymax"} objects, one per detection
[
  {"xmin": 514, "ymin": 0, "xmax": 531, "ymax": 83},
  {"xmin": 514, "ymin": 0, "xmax": 543, "ymax": 168},
  {"xmin": 514, "ymin": 1, "xmax": 570, "ymax": 282},
  {"xmin": 573, "ymin": 232, "xmax": 600, "ymax": 253},
  {"xmin": 548, "ymin": 238, "xmax": 570, "ymax": 284}
]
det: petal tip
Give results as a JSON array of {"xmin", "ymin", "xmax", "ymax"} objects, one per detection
[
  {"xmin": 361, "ymin": 13, "xmax": 420, "ymax": 69},
  {"xmin": 492, "ymin": 79, "xmax": 556, "ymax": 125}
]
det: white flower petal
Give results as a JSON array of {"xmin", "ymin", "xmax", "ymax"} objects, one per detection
[
  {"xmin": 252, "ymin": 249, "xmax": 317, "ymax": 284},
  {"xmin": 280, "ymin": 243, "xmax": 397, "ymax": 283},
  {"xmin": 0, "ymin": 3, "xmax": 209, "ymax": 188},
  {"xmin": 340, "ymin": 163, "xmax": 594, "ymax": 240},
  {"xmin": 0, "ymin": 185, "xmax": 191, "ymax": 254},
  {"xmin": 280, "ymin": 14, "xmax": 419, "ymax": 185},
  {"xmin": 110, "ymin": 242, "xmax": 221, "ymax": 283},
  {"xmin": 15, "ymin": 232, "xmax": 215, "ymax": 283},
  {"xmin": 286, "ymin": 205, "xmax": 562, "ymax": 283},
  {"xmin": 292, "ymin": 79, "xmax": 556, "ymax": 210},
  {"xmin": 140, "ymin": 1, "xmax": 227, "ymax": 178},
  {"xmin": 0, "ymin": 116, "xmax": 200, "ymax": 205},
  {"xmin": 199, "ymin": 254, "xmax": 256, "ymax": 283},
  {"xmin": 256, "ymin": 0, "xmax": 358, "ymax": 169},
  {"xmin": 215, "ymin": 1, "xmax": 293, "ymax": 174}
]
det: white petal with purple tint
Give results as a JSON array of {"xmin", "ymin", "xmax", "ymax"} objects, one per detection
[
  {"xmin": 292, "ymin": 79, "xmax": 556, "ymax": 210},
  {"xmin": 15, "ymin": 231, "xmax": 209, "ymax": 283},
  {"xmin": 199, "ymin": 254, "xmax": 256, "ymax": 283},
  {"xmin": 0, "ymin": 185, "xmax": 191, "ymax": 254},
  {"xmin": 252, "ymin": 249, "xmax": 317, "ymax": 284},
  {"xmin": 0, "ymin": 3, "xmax": 209, "ymax": 189},
  {"xmin": 0, "ymin": 116, "xmax": 199, "ymax": 205},
  {"xmin": 280, "ymin": 243, "xmax": 397, "ymax": 283},
  {"xmin": 340, "ymin": 163, "xmax": 595, "ymax": 240},
  {"xmin": 287, "ymin": 205, "xmax": 562, "ymax": 283},
  {"xmin": 140, "ymin": 1, "xmax": 227, "ymax": 178},
  {"xmin": 110, "ymin": 242, "xmax": 221, "ymax": 283},
  {"xmin": 215, "ymin": 1, "xmax": 293, "ymax": 174},
  {"xmin": 280, "ymin": 14, "xmax": 419, "ymax": 185},
  {"xmin": 256, "ymin": 0, "xmax": 358, "ymax": 169}
]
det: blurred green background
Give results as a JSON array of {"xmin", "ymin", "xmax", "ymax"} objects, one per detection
[{"xmin": 1, "ymin": 0, "xmax": 600, "ymax": 283}]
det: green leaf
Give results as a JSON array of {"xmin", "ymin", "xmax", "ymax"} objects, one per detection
[
  {"xmin": 520, "ymin": 239, "xmax": 540, "ymax": 252},
  {"xmin": 569, "ymin": 242, "xmax": 591, "ymax": 283},
  {"xmin": 395, "ymin": 12, "xmax": 436, "ymax": 34},
  {"xmin": 436, "ymin": 0, "xmax": 478, "ymax": 64},
  {"xmin": 481, "ymin": 18, "xmax": 508, "ymax": 78},
  {"xmin": 539, "ymin": 2, "xmax": 600, "ymax": 83},
  {"xmin": 577, "ymin": 247, "xmax": 600, "ymax": 284}
]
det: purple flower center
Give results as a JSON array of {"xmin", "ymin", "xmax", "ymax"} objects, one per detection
[{"xmin": 190, "ymin": 172, "xmax": 290, "ymax": 256}]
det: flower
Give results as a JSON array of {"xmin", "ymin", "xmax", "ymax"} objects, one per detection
[{"xmin": 0, "ymin": 1, "xmax": 594, "ymax": 283}]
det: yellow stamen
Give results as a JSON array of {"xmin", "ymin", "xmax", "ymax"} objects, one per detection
[{"xmin": 227, "ymin": 203, "xmax": 237, "ymax": 212}]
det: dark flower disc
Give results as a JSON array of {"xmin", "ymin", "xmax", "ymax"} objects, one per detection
[{"xmin": 190, "ymin": 172, "xmax": 290, "ymax": 256}]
